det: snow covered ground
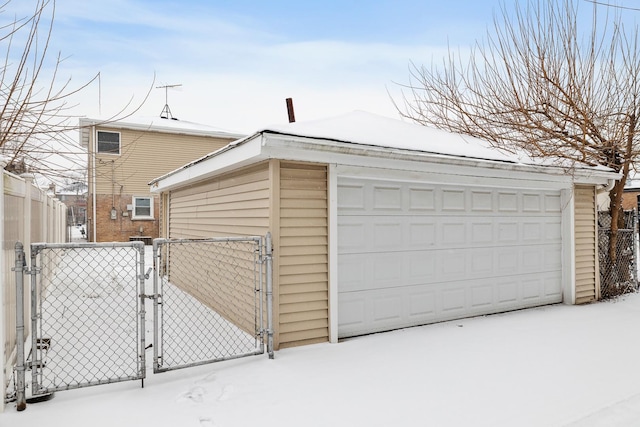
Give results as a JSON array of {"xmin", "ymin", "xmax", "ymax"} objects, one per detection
[{"xmin": 3, "ymin": 289, "xmax": 640, "ymax": 426}]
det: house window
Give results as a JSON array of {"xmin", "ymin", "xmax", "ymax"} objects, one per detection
[
  {"xmin": 97, "ymin": 131, "xmax": 120, "ymax": 154},
  {"xmin": 132, "ymin": 196, "xmax": 153, "ymax": 219}
]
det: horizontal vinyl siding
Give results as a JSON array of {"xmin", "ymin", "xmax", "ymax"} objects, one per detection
[
  {"xmin": 574, "ymin": 185, "xmax": 598, "ymax": 304},
  {"xmin": 94, "ymin": 127, "xmax": 232, "ymax": 195},
  {"xmin": 278, "ymin": 162, "xmax": 329, "ymax": 348},
  {"xmin": 166, "ymin": 241, "xmax": 260, "ymax": 335},
  {"xmin": 164, "ymin": 163, "xmax": 271, "ymax": 337},
  {"xmin": 168, "ymin": 163, "xmax": 270, "ymax": 238}
]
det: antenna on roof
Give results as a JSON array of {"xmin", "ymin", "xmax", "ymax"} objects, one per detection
[{"xmin": 157, "ymin": 83, "xmax": 182, "ymax": 120}]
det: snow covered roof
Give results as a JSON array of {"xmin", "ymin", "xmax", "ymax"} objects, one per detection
[
  {"xmin": 150, "ymin": 111, "xmax": 619, "ymax": 191},
  {"xmin": 264, "ymin": 111, "xmax": 532, "ymax": 164},
  {"xmin": 79, "ymin": 116, "xmax": 245, "ymax": 148}
]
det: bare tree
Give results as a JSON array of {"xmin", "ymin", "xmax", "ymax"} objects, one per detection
[
  {"xmin": 396, "ymin": 0, "xmax": 640, "ymax": 275},
  {"xmin": 0, "ymin": 0, "xmax": 150, "ymax": 183}
]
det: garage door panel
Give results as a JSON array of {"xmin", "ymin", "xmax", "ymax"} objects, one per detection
[
  {"xmin": 373, "ymin": 185, "xmax": 403, "ymax": 210},
  {"xmin": 338, "ymin": 273, "xmax": 563, "ymax": 337},
  {"xmin": 522, "ymin": 278, "xmax": 543, "ymax": 300},
  {"xmin": 409, "ymin": 188, "xmax": 436, "ymax": 210},
  {"xmin": 545, "ymin": 194, "xmax": 562, "ymax": 212},
  {"xmin": 340, "ymin": 214, "xmax": 559, "ymax": 253},
  {"xmin": 441, "ymin": 221, "xmax": 466, "ymax": 245},
  {"xmin": 372, "ymin": 294, "xmax": 403, "ymax": 322},
  {"xmin": 471, "ymin": 285, "xmax": 493, "ymax": 308},
  {"xmin": 338, "ymin": 177, "xmax": 564, "ymax": 338},
  {"xmin": 338, "ymin": 297, "xmax": 366, "ymax": 330},
  {"xmin": 408, "ymin": 290, "xmax": 437, "ymax": 317},
  {"xmin": 338, "ymin": 184, "xmax": 366, "ymax": 210},
  {"xmin": 337, "ymin": 220, "xmax": 366, "ymax": 252},
  {"xmin": 442, "ymin": 189, "xmax": 466, "ymax": 211},
  {"xmin": 497, "ymin": 192, "xmax": 519, "ymax": 212},
  {"xmin": 372, "ymin": 221, "xmax": 403, "ymax": 248},
  {"xmin": 442, "ymin": 288, "xmax": 466, "ymax": 312},
  {"xmin": 339, "ymin": 245, "xmax": 560, "ymax": 292}
]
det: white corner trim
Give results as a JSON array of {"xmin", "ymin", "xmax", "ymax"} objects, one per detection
[{"xmin": 328, "ymin": 163, "xmax": 339, "ymax": 343}]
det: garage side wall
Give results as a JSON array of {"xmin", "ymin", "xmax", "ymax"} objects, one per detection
[
  {"xmin": 574, "ymin": 185, "xmax": 599, "ymax": 304},
  {"xmin": 163, "ymin": 162, "xmax": 271, "ymax": 335},
  {"xmin": 278, "ymin": 162, "xmax": 329, "ymax": 348},
  {"xmin": 167, "ymin": 163, "xmax": 270, "ymax": 238}
]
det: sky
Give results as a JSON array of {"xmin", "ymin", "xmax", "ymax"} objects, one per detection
[
  {"xmin": 4, "ymin": 0, "xmax": 510, "ymax": 135},
  {"xmin": 2, "ymin": 0, "xmax": 638, "ymax": 181}
]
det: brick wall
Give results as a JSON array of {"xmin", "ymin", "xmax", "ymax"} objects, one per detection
[
  {"xmin": 93, "ymin": 194, "xmax": 160, "ymax": 242},
  {"xmin": 622, "ymin": 191, "xmax": 640, "ymax": 211}
]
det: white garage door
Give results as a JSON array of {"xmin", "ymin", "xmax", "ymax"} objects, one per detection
[{"xmin": 338, "ymin": 177, "xmax": 563, "ymax": 338}]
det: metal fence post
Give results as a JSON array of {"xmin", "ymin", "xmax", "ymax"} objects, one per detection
[
  {"xmin": 137, "ymin": 243, "xmax": 146, "ymax": 387},
  {"xmin": 634, "ymin": 211, "xmax": 639, "ymax": 287},
  {"xmin": 30, "ymin": 245, "xmax": 40, "ymax": 396},
  {"xmin": 152, "ymin": 239, "xmax": 163, "ymax": 373},
  {"xmin": 14, "ymin": 242, "xmax": 26, "ymax": 411},
  {"xmin": 265, "ymin": 232, "xmax": 274, "ymax": 359}
]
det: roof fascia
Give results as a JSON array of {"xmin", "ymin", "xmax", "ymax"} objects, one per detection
[
  {"xmin": 79, "ymin": 117, "xmax": 245, "ymax": 140},
  {"xmin": 262, "ymin": 133, "xmax": 620, "ymax": 185},
  {"xmin": 150, "ymin": 134, "xmax": 265, "ymax": 192}
]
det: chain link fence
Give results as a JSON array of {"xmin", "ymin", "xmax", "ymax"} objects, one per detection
[
  {"xmin": 598, "ymin": 211, "xmax": 638, "ymax": 298},
  {"xmin": 153, "ymin": 236, "xmax": 272, "ymax": 373},
  {"xmin": 29, "ymin": 242, "xmax": 146, "ymax": 395},
  {"xmin": 9, "ymin": 235, "xmax": 273, "ymax": 410}
]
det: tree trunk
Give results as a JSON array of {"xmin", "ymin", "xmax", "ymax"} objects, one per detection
[{"xmin": 608, "ymin": 181, "xmax": 624, "ymax": 264}]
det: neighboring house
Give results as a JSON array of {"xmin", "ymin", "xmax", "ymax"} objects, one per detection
[
  {"xmin": 80, "ymin": 116, "xmax": 244, "ymax": 242},
  {"xmin": 150, "ymin": 111, "xmax": 619, "ymax": 350},
  {"xmin": 52, "ymin": 181, "xmax": 88, "ymax": 226},
  {"xmin": 621, "ymin": 176, "xmax": 640, "ymax": 211}
]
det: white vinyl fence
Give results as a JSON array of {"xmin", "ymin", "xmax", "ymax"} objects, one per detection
[{"xmin": 1, "ymin": 170, "xmax": 67, "ymax": 412}]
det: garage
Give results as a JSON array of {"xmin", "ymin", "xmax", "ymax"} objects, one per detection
[
  {"xmin": 337, "ymin": 176, "xmax": 563, "ymax": 338},
  {"xmin": 151, "ymin": 111, "xmax": 618, "ymax": 349}
]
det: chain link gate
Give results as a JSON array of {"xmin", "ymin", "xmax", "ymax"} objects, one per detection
[
  {"xmin": 152, "ymin": 235, "xmax": 273, "ymax": 373},
  {"xmin": 8, "ymin": 234, "xmax": 273, "ymax": 410},
  {"xmin": 27, "ymin": 242, "xmax": 147, "ymax": 399}
]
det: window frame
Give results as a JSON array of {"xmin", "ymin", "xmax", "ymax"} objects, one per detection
[
  {"xmin": 96, "ymin": 130, "xmax": 121, "ymax": 155},
  {"xmin": 132, "ymin": 196, "xmax": 154, "ymax": 220}
]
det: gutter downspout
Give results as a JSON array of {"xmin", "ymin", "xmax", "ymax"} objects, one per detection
[
  {"xmin": 597, "ymin": 178, "xmax": 616, "ymax": 193},
  {"xmin": 92, "ymin": 125, "xmax": 97, "ymax": 242}
]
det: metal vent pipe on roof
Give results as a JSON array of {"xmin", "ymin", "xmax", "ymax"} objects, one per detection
[{"xmin": 286, "ymin": 98, "xmax": 296, "ymax": 123}]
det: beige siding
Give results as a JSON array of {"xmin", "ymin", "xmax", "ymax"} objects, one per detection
[
  {"xmin": 168, "ymin": 163, "xmax": 270, "ymax": 238},
  {"xmin": 86, "ymin": 125, "xmax": 235, "ymax": 241},
  {"xmin": 574, "ymin": 185, "xmax": 599, "ymax": 304},
  {"xmin": 277, "ymin": 162, "xmax": 329, "ymax": 348},
  {"xmin": 163, "ymin": 160, "xmax": 329, "ymax": 349},
  {"xmin": 164, "ymin": 163, "xmax": 271, "ymax": 336},
  {"xmin": 167, "ymin": 241, "xmax": 261, "ymax": 335},
  {"xmin": 93, "ymin": 127, "xmax": 231, "ymax": 195}
]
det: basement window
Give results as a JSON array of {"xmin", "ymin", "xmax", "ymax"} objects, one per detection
[
  {"xmin": 97, "ymin": 131, "xmax": 120, "ymax": 154},
  {"xmin": 132, "ymin": 196, "xmax": 153, "ymax": 219}
]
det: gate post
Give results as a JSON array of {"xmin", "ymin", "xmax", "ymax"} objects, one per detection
[
  {"xmin": 265, "ymin": 233, "xmax": 274, "ymax": 359},
  {"xmin": 14, "ymin": 242, "xmax": 26, "ymax": 411}
]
